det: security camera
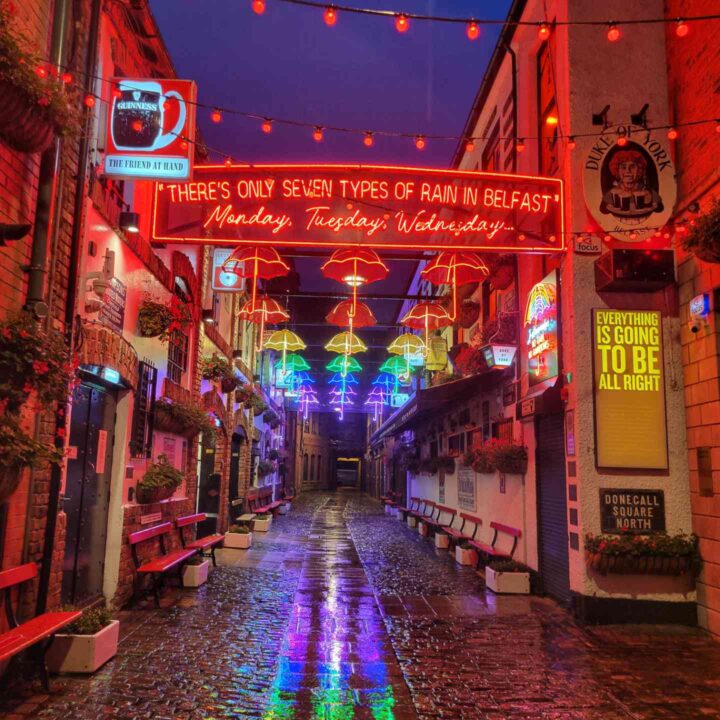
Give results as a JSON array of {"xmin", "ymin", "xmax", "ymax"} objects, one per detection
[{"xmin": 689, "ymin": 320, "xmax": 703, "ymax": 334}]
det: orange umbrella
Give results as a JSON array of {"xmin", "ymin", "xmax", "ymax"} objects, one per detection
[
  {"xmin": 421, "ymin": 251, "xmax": 489, "ymax": 320},
  {"xmin": 326, "ymin": 299, "xmax": 376, "ymax": 329},
  {"xmin": 238, "ymin": 295, "xmax": 290, "ymax": 351},
  {"xmin": 401, "ymin": 302, "xmax": 453, "ymax": 349},
  {"xmin": 222, "ymin": 246, "xmax": 290, "ymax": 314}
]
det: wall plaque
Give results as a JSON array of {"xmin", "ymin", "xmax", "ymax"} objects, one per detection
[
  {"xmin": 98, "ymin": 277, "xmax": 127, "ymax": 334},
  {"xmin": 457, "ymin": 464, "xmax": 476, "ymax": 511},
  {"xmin": 599, "ymin": 488, "xmax": 665, "ymax": 533}
]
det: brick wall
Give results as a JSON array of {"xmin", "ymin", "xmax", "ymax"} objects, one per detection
[{"xmin": 666, "ymin": 0, "xmax": 720, "ymax": 637}]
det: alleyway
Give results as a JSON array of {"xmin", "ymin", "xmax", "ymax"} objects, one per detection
[{"xmin": 2, "ymin": 492, "xmax": 720, "ymax": 720}]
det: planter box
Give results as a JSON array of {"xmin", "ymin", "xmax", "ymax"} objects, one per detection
[
  {"xmin": 407, "ymin": 516, "xmax": 417, "ymax": 529},
  {"xmin": 485, "ymin": 567, "xmax": 530, "ymax": 594},
  {"xmin": 278, "ymin": 502, "xmax": 290, "ymax": 515},
  {"xmin": 253, "ymin": 517, "xmax": 272, "ymax": 532},
  {"xmin": 585, "ymin": 551, "xmax": 694, "ymax": 576},
  {"xmin": 182, "ymin": 560, "xmax": 210, "ymax": 588},
  {"xmin": 46, "ymin": 620, "xmax": 120, "ymax": 674},
  {"xmin": 224, "ymin": 531, "xmax": 252, "ymax": 549},
  {"xmin": 455, "ymin": 546, "xmax": 478, "ymax": 566},
  {"xmin": 435, "ymin": 533, "xmax": 450, "ymax": 549}
]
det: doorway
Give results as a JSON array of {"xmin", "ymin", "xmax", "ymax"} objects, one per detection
[
  {"xmin": 336, "ymin": 457, "xmax": 360, "ymax": 488},
  {"xmin": 62, "ymin": 382, "xmax": 115, "ymax": 605},
  {"xmin": 197, "ymin": 433, "xmax": 219, "ymax": 536},
  {"xmin": 536, "ymin": 413, "xmax": 571, "ymax": 603}
]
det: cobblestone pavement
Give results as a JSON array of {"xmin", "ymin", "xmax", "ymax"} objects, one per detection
[{"xmin": 2, "ymin": 491, "xmax": 720, "ymax": 720}]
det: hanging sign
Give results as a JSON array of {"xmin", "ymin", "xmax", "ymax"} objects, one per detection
[
  {"xmin": 212, "ymin": 248, "xmax": 245, "ymax": 292},
  {"xmin": 599, "ymin": 489, "xmax": 666, "ymax": 534},
  {"xmin": 152, "ymin": 164, "xmax": 564, "ymax": 253},
  {"xmin": 592, "ymin": 309, "xmax": 668, "ymax": 470},
  {"xmin": 482, "ymin": 344, "xmax": 517, "ymax": 368},
  {"xmin": 104, "ymin": 77, "xmax": 196, "ymax": 181},
  {"xmin": 98, "ymin": 277, "xmax": 126, "ymax": 333},
  {"xmin": 583, "ymin": 125, "xmax": 676, "ymax": 243},
  {"xmin": 524, "ymin": 270, "xmax": 559, "ymax": 387}
]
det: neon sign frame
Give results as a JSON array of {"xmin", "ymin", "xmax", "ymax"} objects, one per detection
[
  {"xmin": 152, "ymin": 164, "xmax": 565, "ymax": 253},
  {"xmin": 524, "ymin": 270, "xmax": 559, "ymax": 387}
]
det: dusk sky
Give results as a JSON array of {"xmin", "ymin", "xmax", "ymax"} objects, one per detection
[{"xmin": 149, "ymin": 0, "xmax": 512, "ymax": 167}]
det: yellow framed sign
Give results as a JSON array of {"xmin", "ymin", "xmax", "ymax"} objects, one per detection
[{"xmin": 592, "ymin": 309, "xmax": 668, "ymax": 470}]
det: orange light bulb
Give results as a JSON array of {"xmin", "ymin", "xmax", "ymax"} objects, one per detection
[
  {"xmin": 35, "ymin": 65, "xmax": 47, "ymax": 79},
  {"xmin": 466, "ymin": 21, "xmax": 479, "ymax": 41},
  {"xmin": 414, "ymin": 135, "xmax": 426, "ymax": 150},
  {"xmin": 261, "ymin": 119, "xmax": 273, "ymax": 134},
  {"xmin": 313, "ymin": 126, "xmax": 324, "ymax": 142},
  {"xmin": 617, "ymin": 135, "xmax": 628, "ymax": 146},
  {"xmin": 667, "ymin": 127, "xmax": 679, "ymax": 140},
  {"xmin": 324, "ymin": 6, "xmax": 337, "ymax": 26},
  {"xmin": 675, "ymin": 20, "xmax": 689, "ymax": 37},
  {"xmin": 61, "ymin": 72, "xmax": 73, "ymax": 84},
  {"xmin": 607, "ymin": 24, "xmax": 621, "ymax": 42},
  {"xmin": 252, "ymin": 0, "xmax": 266, "ymax": 15},
  {"xmin": 84, "ymin": 94, "xmax": 95, "ymax": 108},
  {"xmin": 363, "ymin": 132, "xmax": 374, "ymax": 147},
  {"xmin": 538, "ymin": 23, "xmax": 550, "ymax": 40},
  {"xmin": 465, "ymin": 139, "xmax": 475, "ymax": 153},
  {"xmin": 211, "ymin": 109, "xmax": 222, "ymax": 123},
  {"xmin": 567, "ymin": 136, "xmax": 576, "ymax": 149},
  {"xmin": 132, "ymin": 119, "xmax": 143, "ymax": 132},
  {"xmin": 515, "ymin": 138, "xmax": 525, "ymax": 152},
  {"xmin": 395, "ymin": 14, "xmax": 409, "ymax": 33}
]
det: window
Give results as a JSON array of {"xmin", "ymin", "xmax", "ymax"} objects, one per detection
[
  {"xmin": 167, "ymin": 330, "xmax": 188, "ymax": 384},
  {"xmin": 448, "ymin": 433, "xmax": 466, "ymax": 456},
  {"xmin": 492, "ymin": 418, "xmax": 514, "ymax": 443},
  {"xmin": 482, "ymin": 121, "xmax": 500, "ymax": 172},
  {"xmin": 482, "ymin": 401, "xmax": 491, "ymax": 442},
  {"xmin": 302, "ymin": 453, "xmax": 308, "ymax": 483},
  {"xmin": 310, "ymin": 455, "xmax": 316, "ymax": 483},
  {"xmin": 317, "ymin": 455, "xmax": 322, "ymax": 482},
  {"xmin": 130, "ymin": 361, "xmax": 157, "ymax": 458},
  {"xmin": 537, "ymin": 42, "xmax": 560, "ymax": 176}
]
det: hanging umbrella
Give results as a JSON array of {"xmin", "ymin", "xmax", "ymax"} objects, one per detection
[
  {"xmin": 293, "ymin": 371, "xmax": 316, "ymax": 385},
  {"xmin": 238, "ymin": 295, "xmax": 290, "ymax": 351},
  {"xmin": 265, "ymin": 329, "xmax": 306, "ymax": 372},
  {"xmin": 326, "ymin": 299, "xmax": 376, "ymax": 329},
  {"xmin": 373, "ymin": 372, "xmax": 400, "ymax": 393},
  {"xmin": 380, "ymin": 355, "xmax": 412, "ymax": 381},
  {"xmin": 273, "ymin": 352, "xmax": 310, "ymax": 374},
  {"xmin": 401, "ymin": 302, "xmax": 453, "ymax": 350},
  {"xmin": 328, "ymin": 372, "xmax": 359, "ymax": 385},
  {"xmin": 388, "ymin": 333, "xmax": 425, "ymax": 357},
  {"xmin": 324, "ymin": 331, "xmax": 367, "ymax": 355},
  {"xmin": 298, "ymin": 384, "xmax": 319, "ymax": 419},
  {"xmin": 421, "ymin": 251, "xmax": 489, "ymax": 320},
  {"xmin": 222, "ymin": 246, "xmax": 290, "ymax": 316},
  {"xmin": 326, "ymin": 355, "xmax": 362, "ymax": 374},
  {"xmin": 365, "ymin": 386, "xmax": 389, "ymax": 422}
]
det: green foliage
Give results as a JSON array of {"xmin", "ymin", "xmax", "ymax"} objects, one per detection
[
  {"xmin": 488, "ymin": 559, "xmax": 529, "ymax": 573},
  {"xmin": 137, "ymin": 454, "xmax": 184, "ymax": 492},
  {"xmin": 65, "ymin": 606, "xmax": 113, "ymax": 635},
  {"xmin": 255, "ymin": 513, "xmax": 271, "ymax": 520},
  {"xmin": 0, "ymin": 415, "xmax": 64, "ymax": 470},
  {"xmin": 154, "ymin": 397, "xmax": 216, "ymax": 442},
  {"xmin": 463, "ymin": 440, "xmax": 528, "ymax": 474},
  {"xmin": 202, "ymin": 354, "xmax": 236, "ymax": 383},
  {"xmin": 257, "ymin": 459, "xmax": 275, "ymax": 477},
  {"xmin": 137, "ymin": 297, "xmax": 193, "ymax": 342},
  {"xmin": 682, "ymin": 198, "xmax": 720, "ymax": 259},
  {"xmin": 0, "ymin": 2, "xmax": 82, "ymax": 138},
  {"xmin": 0, "ymin": 312, "xmax": 73, "ymax": 414},
  {"xmin": 228, "ymin": 525, "xmax": 251, "ymax": 534}
]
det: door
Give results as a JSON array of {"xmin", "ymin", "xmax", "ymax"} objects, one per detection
[
  {"xmin": 62, "ymin": 383, "xmax": 115, "ymax": 605},
  {"xmin": 197, "ymin": 435, "xmax": 219, "ymax": 536},
  {"xmin": 536, "ymin": 413, "xmax": 571, "ymax": 603}
]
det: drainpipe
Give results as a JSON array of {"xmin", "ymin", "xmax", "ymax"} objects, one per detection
[{"xmin": 35, "ymin": 0, "xmax": 103, "ymax": 614}]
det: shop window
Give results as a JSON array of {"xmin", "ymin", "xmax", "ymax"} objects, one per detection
[
  {"xmin": 130, "ymin": 360, "xmax": 157, "ymax": 458},
  {"xmin": 492, "ymin": 418, "xmax": 514, "ymax": 443}
]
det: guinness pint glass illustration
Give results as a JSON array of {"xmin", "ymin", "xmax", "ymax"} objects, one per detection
[{"xmin": 111, "ymin": 80, "xmax": 186, "ymax": 152}]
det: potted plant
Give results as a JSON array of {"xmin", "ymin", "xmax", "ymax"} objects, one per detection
[
  {"xmin": 435, "ymin": 530, "xmax": 450, "ymax": 549},
  {"xmin": 135, "ymin": 453, "xmax": 183, "ymax": 504},
  {"xmin": 153, "ymin": 397, "xmax": 216, "ymax": 440},
  {"xmin": 137, "ymin": 295, "xmax": 193, "ymax": 342},
  {"xmin": 202, "ymin": 354, "xmax": 239, "ymax": 393},
  {"xmin": 257, "ymin": 459, "xmax": 275, "ymax": 478},
  {"xmin": 45, "ymin": 606, "xmax": 119, "ymax": 674},
  {"xmin": 235, "ymin": 383, "xmax": 256, "ymax": 405},
  {"xmin": 455, "ymin": 541, "xmax": 478, "ymax": 566},
  {"xmin": 490, "ymin": 440, "xmax": 528, "ymax": 475},
  {"xmin": 267, "ymin": 448, "xmax": 280, "ymax": 461},
  {"xmin": 485, "ymin": 559, "xmax": 531, "ymax": 594},
  {"xmin": 252, "ymin": 397, "xmax": 268, "ymax": 416},
  {"xmin": 584, "ymin": 531, "xmax": 701, "ymax": 576},
  {"xmin": 0, "ymin": 3, "xmax": 82, "ymax": 152},
  {"xmin": 253, "ymin": 513, "xmax": 272, "ymax": 532},
  {"xmin": 182, "ymin": 554, "xmax": 210, "ymax": 588},
  {"xmin": 463, "ymin": 447, "xmax": 496, "ymax": 474},
  {"xmin": 681, "ymin": 198, "xmax": 720, "ymax": 263},
  {"xmin": 224, "ymin": 524, "xmax": 253, "ymax": 549}
]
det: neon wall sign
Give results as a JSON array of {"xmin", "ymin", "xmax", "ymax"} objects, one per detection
[
  {"xmin": 524, "ymin": 270, "xmax": 559, "ymax": 387},
  {"xmin": 152, "ymin": 164, "xmax": 564, "ymax": 253}
]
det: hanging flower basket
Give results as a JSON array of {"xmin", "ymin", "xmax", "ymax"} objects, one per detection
[
  {"xmin": 135, "ymin": 484, "xmax": 176, "ymax": 505},
  {"xmin": 681, "ymin": 199, "xmax": 720, "ymax": 263},
  {"xmin": 153, "ymin": 398, "xmax": 216, "ymax": 440},
  {"xmin": 0, "ymin": 80, "xmax": 55, "ymax": 153},
  {"xmin": 585, "ymin": 551, "xmax": 695, "ymax": 576}
]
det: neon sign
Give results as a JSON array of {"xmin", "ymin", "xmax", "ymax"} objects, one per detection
[
  {"xmin": 152, "ymin": 164, "xmax": 564, "ymax": 253},
  {"xmin": 524, "ymin": 270, "xmax": 559, "ymax": 387}
]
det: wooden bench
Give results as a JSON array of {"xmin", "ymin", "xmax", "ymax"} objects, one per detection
[
  {"xmin": 469, "ymin": 521, "xmax": 522, "ymax": 568},
  {"xmin": 396, "ymin": 496, "xmax": 419, "ymax": 519},
  {"xmin": 417, "ymin": 501, "xmax": 443, "ymax": 534},
  {"xmin": 446, "ymin": 512, "xmax": 482, "ymax": 547},
  {"xmin": 0, "ymin": 563, "xmax": 81, "ymax": 689},
  {"xmin": 248, "ymin": 487, "xmax": 285, "ymax": 515},
  {"xmin": 431, "ymin": 504, "xmax": 458, "ymax": 541},
  {"xmin": 129, "ymin": 522, "xmax": 197, "ymax": 606},
  {"xmin": 176, "ymin": 513, "xmax": 225, "ymax": 567}
]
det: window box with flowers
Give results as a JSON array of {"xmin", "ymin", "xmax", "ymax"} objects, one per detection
[
  {"xmin": 0, "ymin": 3, "xmax": 82, "ymax": 153},
  {"xmin": 137, "ymin": 296, "xmax": 193, "ymax": 342},
  {"xmin": 202, "ymin": 354, "xmax": 239, "ymax": 393},
  {"xmin": 153, "ymin": 397, "xmax": 216, "ymax": 440},
  {"xmin": 135, "ymin": 453, "xmax": 184, "ymax": 504},
  {"xmin": 224, "ymin": 524, "xmax": 253, "ymax": 549},
  {"xmin": 584, "ymin": 532, "xmax": 701, "ymax": 577},
  {"xmin": 463, "ymin": 440, "xmax": 527, "ymax": 476},
  {"xmin": 0, "ymin": 313, "xmax": 73, "ymax": 502}
]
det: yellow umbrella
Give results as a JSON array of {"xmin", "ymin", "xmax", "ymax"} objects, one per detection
[
  {"xmin": 324, "ymin": 331, "xmax": 367, "ymax": 355},
  {"xmin": 388, "ymin": 333, "xmax": 425, "ymax": 379},
  {"xmin": 265, "ymin": 329, "xmax": 306, "ymax": 372}
]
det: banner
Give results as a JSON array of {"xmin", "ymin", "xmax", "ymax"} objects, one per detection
[
  {"xmin": 592, "ymin": 309, "xmax": 668, "ymax": 470},
  {"xmin": 152, "ymin": 164, "xmax": 564, "ymax": 253}
]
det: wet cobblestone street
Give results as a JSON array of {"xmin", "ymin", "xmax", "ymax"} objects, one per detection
[{"xmin": 2, "ymin": 491, "xmax": 720, "ymax": 719}]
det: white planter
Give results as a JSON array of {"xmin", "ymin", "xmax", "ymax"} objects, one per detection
[
  {"xmin": 182, "ymin": 559, "xmax": 210, "ymax": 588},
  {"xmin": 455, "ymin": 546, "xmax": 478, "ymax": 566},
  {"xmin": 384, "ymin": 504, "xmax": 393, "ymax": 515},
  {"xmin": 418, "ymin": 522, "xmax": 429, "ymax": 537},
  {"xmin": 485, "ymin": 567, "xmax": 530, "ymax": 594},
  {"xmin": 407, "ymin": 516, "xmax": 417, "ymax": 529},
  {"xmin": 224, "ymin": 531, "xmax": 253, "ymax": 548},
  {"xmin": 435, "ymin": 533, "xmax": 450, "ymax": 549},
  {"xmin": 254, "ymin": 517, "xmax": 272, "ymax": 532},
  {"xmin": 46, "ymin": 619, "xmax": 120, "ymax": 674},
  {"xmin": 278, "ymin": 503, "xmax": 290, "ymax": 514}
]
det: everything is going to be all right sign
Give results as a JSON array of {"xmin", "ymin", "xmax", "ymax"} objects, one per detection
[{"xmin": 592, "ymin": 309, "xmax": 668, "ymax": 470}]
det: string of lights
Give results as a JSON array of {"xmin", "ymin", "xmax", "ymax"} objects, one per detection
[{"xmin": 252, "ymin": 0, "xmax": 719, "ymax": 42}]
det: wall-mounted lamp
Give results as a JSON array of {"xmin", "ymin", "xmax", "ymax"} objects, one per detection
[
  {"xmin": 201, "ymin": 308, "xmax": 216, "ymax": 324},
  {"xmin": 119, "ymin": 211, "xmax": 140, "ymax": 234},
  {"xmin": 0, "ymin": 223, "xmax": 31, "ymax": 246}
]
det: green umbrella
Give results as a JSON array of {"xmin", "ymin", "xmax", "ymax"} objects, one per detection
[
  {"xmin": 275, "ymin": 353, "xmax": 310, "ymax": 373},
  {"xmin": 326, "ymin": 355, "xmax": 362, "ymax": 374},
  {"xmin": 380, "ymin": 355, "xmax": 411, "ymax": 380}
]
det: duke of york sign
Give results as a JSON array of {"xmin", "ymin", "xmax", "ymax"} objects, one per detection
[{"xmin": 583, "ymin": 125, "xmax": 676, "ymax": 243}]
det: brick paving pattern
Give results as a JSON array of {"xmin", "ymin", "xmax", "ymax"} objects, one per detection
[{"xmin": 1, "ymin": 491, "xmax": 720, "ymax": 720}]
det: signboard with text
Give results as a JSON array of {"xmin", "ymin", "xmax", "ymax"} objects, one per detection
[
  {"xmin": 104, "ymin": 77, "xmax": 196, "ymax": 181},
  {"xmin": 592, "ymin": 309, "xmax": 668, "ymax": 470},
  {"xmin": 599, "ymin": 489, "xmax": 666, "ymax": 533},
  {"xmin": 211, "ymin": 248, "xmax": 245, "ymax": 292},
  {"xmin": 457, "ymin": 464, "xmax": 476, "ymax": 511},
  {"xmin": 152, "ymin": 165, "xmax": 564, "ymax": 252},
  {"xmin": 98, "ymin": 277, "xmax": 126, "ymax": 333},
  {"xmin": 525, "ymin": 271, "xmax": 559, "ymax": 387}
]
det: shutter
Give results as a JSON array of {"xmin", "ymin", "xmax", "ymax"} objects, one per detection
[
  {"xmin": 536, "ymin": 414, "xmax": 571, "ymax": 603},
  {"xmin": 130, "ymin": 360, "xmax": 157, "ymax": 458}
]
